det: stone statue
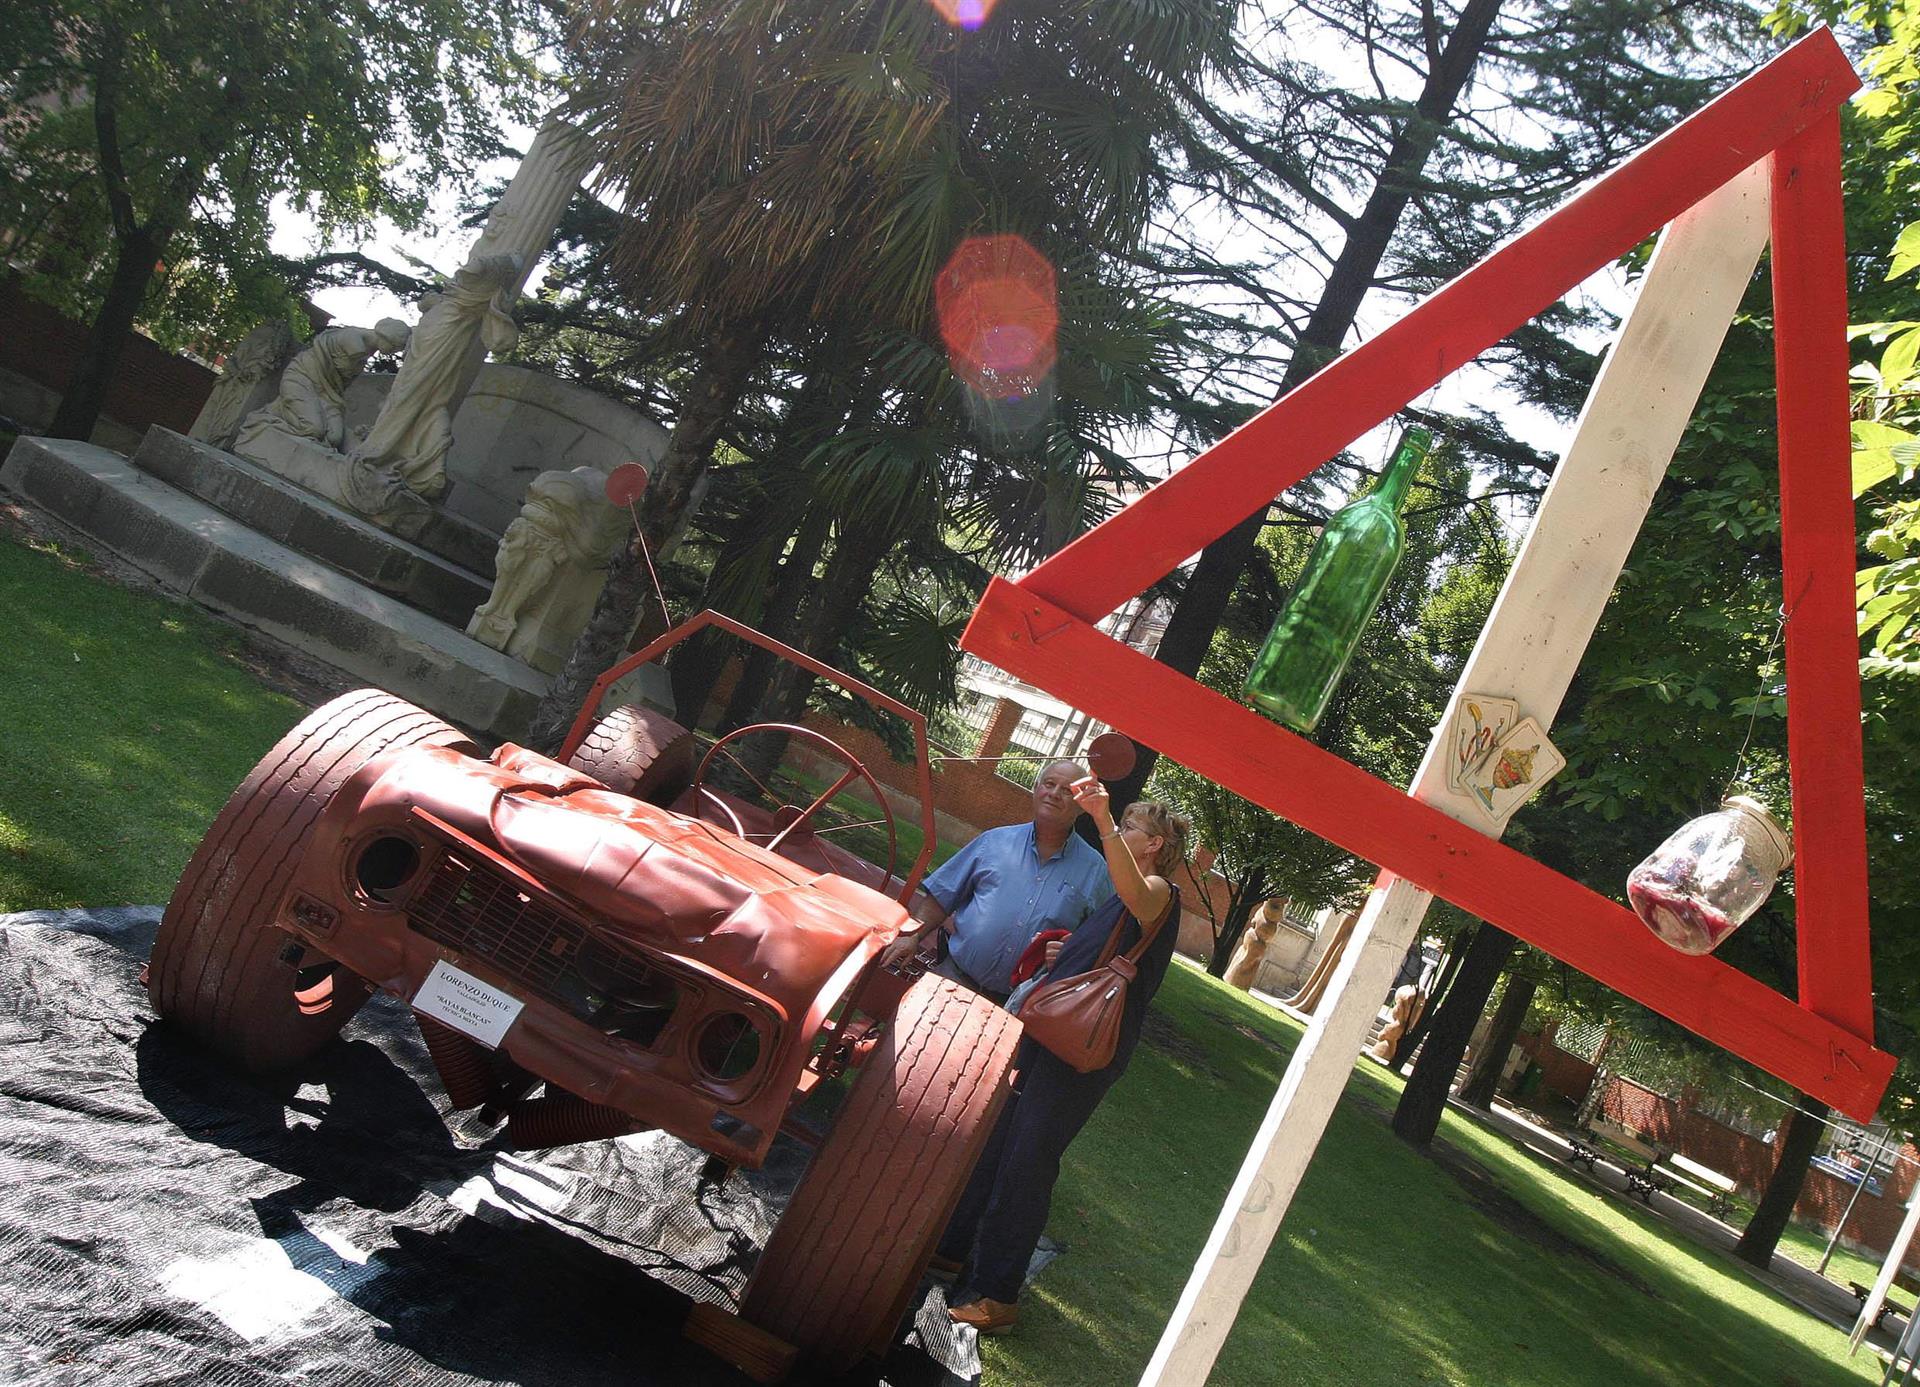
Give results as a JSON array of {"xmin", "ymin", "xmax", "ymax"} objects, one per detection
[
  {"xmin": 234, "ymin": 319, "xmax": 410, "ymax": 454},
  {"xmin": 467, "ymin": 467, "xmax": 629, "ymax": 672},
  {"xmin": 189, "ymin": 320, "xmax": 299, "ymax": 450},
  {"xmin": 230, "ymin": 317, "xmax": 442, "ymax": 536},
  {"xmin": 1225, "ymin": 900, "xmax": 1285, "ymax": 991},
  {"xmin": 1368, "ymin": 984, "xmax": 1423, "ymax": 1063},
  {"xmin": 351, "ymin": 252, "xmax": 523, "ymax": 500}
]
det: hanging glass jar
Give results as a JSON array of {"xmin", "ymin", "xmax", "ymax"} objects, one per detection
[{"xmin": 1626, "ymin": 795, "xmax": 1793, "ymax": 955}]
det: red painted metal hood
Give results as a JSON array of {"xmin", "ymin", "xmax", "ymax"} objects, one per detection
[{"xmin": 350, "ymin": 744, "xmax": 910, "ymax": 1011}]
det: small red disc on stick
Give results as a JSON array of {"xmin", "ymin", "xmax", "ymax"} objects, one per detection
[
  {"xmin": 605, "ymin": 463, "xmax": 651, "ymax": 507},
  {"xmin": 1086, "ymin": 732, "xmax": 1137, "ymax": 780}
]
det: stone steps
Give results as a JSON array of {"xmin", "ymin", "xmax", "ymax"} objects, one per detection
[
  {"xmin": 133, "ymin": 427, "xmax": 495, "ymax": 630},
  {"xmin": 3, "ymin": 433, "xmax": 551, "ymax": 740}
]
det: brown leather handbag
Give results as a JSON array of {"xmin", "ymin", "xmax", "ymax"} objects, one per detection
[{"xmin": 1018, "ymin": 897, "xmax": 1172, "ymax": 1073}]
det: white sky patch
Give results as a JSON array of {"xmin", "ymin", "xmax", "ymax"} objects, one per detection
[
  {"xmin": 159, "ymin": 1223, "xmax": 381, "ymax": 1343},
  {"xmin": 268, "ymin": 118, "xmax": 541, "ymax": 328}
]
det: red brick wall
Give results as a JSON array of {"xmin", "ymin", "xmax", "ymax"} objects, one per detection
[
  {"xmin": 1517, "ymin": 1028, "xmax": 1599, "ymax": 1105},
  {"xmin": 1599, "ymin": 1075, "xmax": 1920, "ymax": 1271},
  {"xmin": 0, "ymin": 275, "xmax": 214, "ymax": 435}
]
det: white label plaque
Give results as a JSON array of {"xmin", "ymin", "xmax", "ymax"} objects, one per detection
[{"xmin": 413, "ymin": 959, "xmax": 524, "ymax": 1049}]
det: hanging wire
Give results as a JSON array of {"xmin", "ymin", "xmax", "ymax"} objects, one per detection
[
  {"xmin": 1723, "ymin": 573, "xmax": 1815, "ymax": 799},
  {"xmin": 1713, "ymin": 1069, "xmax": 1919, "ymax": 1170},
  {"xmin": 624, "ymin": 496, "xmax": 673, "ymax": 628}
]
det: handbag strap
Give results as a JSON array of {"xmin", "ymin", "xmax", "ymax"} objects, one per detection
[{"xmin": 1094, "ymin": 884, "xmax": 1180, "ymax": 970}]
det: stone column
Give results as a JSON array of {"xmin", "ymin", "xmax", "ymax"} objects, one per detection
[
  {"xmin": 444, "ymin": 116, "xmax": 596, "ymax": 405},
  {"xmin": 352, "ymin": 115, "xmax": 596, "ymax": 496}
]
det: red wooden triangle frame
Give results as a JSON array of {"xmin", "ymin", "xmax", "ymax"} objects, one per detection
[{"xmin": 959, "ymin": 30, "xmax": 1894, "ymax": 1119}]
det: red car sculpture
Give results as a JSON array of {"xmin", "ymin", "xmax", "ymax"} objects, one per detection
[{"xmin": 147, "ymin": 610, "xmax": 1021, "ymax": 1373}]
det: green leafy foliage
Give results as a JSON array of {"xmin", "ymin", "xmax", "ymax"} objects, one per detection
[
  {"xmin": 1851, "ymin": 239, "xmax": 1920, "ymax": 679},
  {"xmin": 0, "ymin": 0, "xmax": 548, "ymax": 352}
]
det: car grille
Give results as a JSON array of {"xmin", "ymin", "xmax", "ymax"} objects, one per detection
[{"xmin": 408, "ymin": 849, "xmax": 677, "ymax": 1042}]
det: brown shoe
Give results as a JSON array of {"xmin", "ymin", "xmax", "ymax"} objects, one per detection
[
  {"xmin": 948, "ymin": 1296, "xmax": 1020, "ymax": 1335},
  {"xmin": 927, "ymin": 1254, "xmax": 964, "ymax": 1284}
]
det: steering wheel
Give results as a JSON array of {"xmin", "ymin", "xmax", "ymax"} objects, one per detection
[{"xmin": 690, "ymin": 723, "xmax": 899, "ymax": 884}]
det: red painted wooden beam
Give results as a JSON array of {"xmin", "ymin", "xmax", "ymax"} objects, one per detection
[
  {"xmin": 1018, "ymin": 30, "xmax": 1860, "ymax": 626},
  {"xmin": 961, "ymin": 578, "xmax": 1894, "ymax": 1120},
  {"xmin": 1772, "ymin": 114, "xmax": 1877, "ymax": 1041}
]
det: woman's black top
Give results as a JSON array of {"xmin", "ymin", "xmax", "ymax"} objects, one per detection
[{"xmin": 1042, "ymin": 883, "xmax": 1182, "ymax": 1078}]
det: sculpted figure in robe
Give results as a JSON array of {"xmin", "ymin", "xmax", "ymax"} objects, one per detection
[
  {"xmin": 352, "ymin": 252, "xmax": 523, "ymax": 500},
  {"xmin": 190, "ymin": 320, "xmax": 300, "ymax": 451},
  {"xmin": 467, "ymin": 467, "xmax": 629, "ymax": 670},
  {"xmin": 234, "ymin": 319, "xmax": 411, "ymax": 454}
]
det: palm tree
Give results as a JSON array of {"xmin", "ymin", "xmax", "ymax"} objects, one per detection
[{"xmin": 525, "ymin": 0, "xmax": 1243, "ymax": 748}]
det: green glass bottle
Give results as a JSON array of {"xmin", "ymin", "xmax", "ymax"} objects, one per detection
[{"xmin": 1244, "ymin": 425, "xmax": 1432, "ymax": 733}]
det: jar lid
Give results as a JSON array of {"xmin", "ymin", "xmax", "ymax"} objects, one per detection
[{"xmin": 1723, "ymin": 794, "xmax": 1793, "ymax": 869}]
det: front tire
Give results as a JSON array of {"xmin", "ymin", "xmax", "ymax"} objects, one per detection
[
  {"xmin": 148, "ymin": 689, "xmax": 472, "ymax": 1072},
  {"xmin": 740, "ymin": 976, "xmax": 1022, "ymax": 1369}
]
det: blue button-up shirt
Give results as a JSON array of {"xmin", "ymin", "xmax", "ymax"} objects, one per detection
[{"xmin": 922, "ymin": 823, "xmax": 1111, "ymax": 994}]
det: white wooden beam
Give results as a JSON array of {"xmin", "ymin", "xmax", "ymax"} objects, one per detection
[
  {"xmin": 1852, "ymin": 1181, "xmax": 1920, "ymax": 1353},
  {"xmin": 1139, "ymin": 158, "xmax": 1774, "ymax": 1386}
]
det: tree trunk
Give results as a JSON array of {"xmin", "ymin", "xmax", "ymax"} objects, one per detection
[
  {"xmin": 1208, "ymin": 874, "xmax": 1269, "ymax": 977},
  {"xmin": 1458, "ymin": 972, "xmax": 1536, "ymax": 1108},
  {"xmin": 1393, "ymin": 940, "xmax": 1463, "ymax": 1076},
  {"xmin": 724, "ymin": 517, "xmax": 893, "ymax": 789},
  {"xmin": 527, "ymin": 330, "xmax": 763, "ymax": 751},
  {"xmin": 1736, "ymin": 1094, "xmax": 1829, "ymax": 1267},
  {"xmin": 1391, "ymin": 921, "xmax": 1514, "ymax": 1147},
  {"xmin": 717, "ymin": 505, "xmax": 834, "ymax": 732},
  {"xmin": 1100, "ymin": 0, "xmax": 1505, "ymax": 813},
  {"xmin": 49, "ymin": 226, "xmax": 162, "ymax": 440},
  {"xmin": 670, "ymin": 346, "xmax": 863, "ymax": 725}
]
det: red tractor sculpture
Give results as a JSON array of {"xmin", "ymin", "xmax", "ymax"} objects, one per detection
[{"xmin": 146, "ymin": 610, "xmax": 1020, "ymax": 1372}]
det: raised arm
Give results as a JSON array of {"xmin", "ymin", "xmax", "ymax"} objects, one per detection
[{"xmin": 1072, "ymin": 778, "xmax": 1171, "ymax": 926}]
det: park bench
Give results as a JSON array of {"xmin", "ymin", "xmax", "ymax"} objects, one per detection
[
  {"xmin": 1569, "ymin": 1119, "xmax": 1669, "ymax": 1201},
  {"xmin": 1655, "ymin": 1153, "xmax": 1738, "ymax": 1219},
  {"xmin": 1850, "ymin": 1281, "xmax": 1914, "ymax": 1332}
]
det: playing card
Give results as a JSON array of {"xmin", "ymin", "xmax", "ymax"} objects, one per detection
[
  {"xmin": 1447, "ymin": 694, "xmax": 1518, "ymax": 794},
  {"xmin": 1465, "ymin": 717, "xmax": 1565, "ymax": 823}
]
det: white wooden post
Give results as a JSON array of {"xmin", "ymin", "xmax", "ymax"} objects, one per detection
[
  {"xmin": 1139, "ymin": 158, "xmax": 1774, "ymax": 1386},
  {"xmin": 1853, "ymin": 1176, "xmax": 1920, "ymax": 1353}
]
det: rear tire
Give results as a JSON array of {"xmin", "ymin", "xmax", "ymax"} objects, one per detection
[
  {"xmin": 565, "ymin": 703, "xmax": 695, "ymax": 805},
  {"xmin": 148, "ymin": 689, "xmax": 472, "ymax": 1072},
  {"xmin": 740, "ymin": 976, "xmax": 1022, "ymax": 1369}
]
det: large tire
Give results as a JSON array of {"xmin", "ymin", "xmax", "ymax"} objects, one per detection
[
  {"xmin": 149, "ymin": 689, "xmax": 472, "ymax": 1072},
  {"xmin": 741, "ymin": 976, "xmax": 1023, "ymax": 1370},
  {"xmin": 565, "ymin": 703, "xmax": 695, "ymax": 805}
]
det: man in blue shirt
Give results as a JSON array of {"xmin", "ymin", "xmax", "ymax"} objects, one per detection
[{"xmin": 885, "ymin": 760, "xmax": 1111, "ymax": 1003}]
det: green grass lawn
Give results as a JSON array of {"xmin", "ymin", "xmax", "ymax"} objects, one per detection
[
  {"xmin": 1, "ymin": 530, "xmax": 1886, "ymax": 1384},
  {"xmin": 984, "ymin": 958, "xmax": 1881, "ymax": 1387},
  {"xmin": 0, "ymin": 531, "xmax": 305, "ymax": 911},
  {"xmin": 1778, "ymin": 1221, "xmax": 1889, "ymax": 1294}
]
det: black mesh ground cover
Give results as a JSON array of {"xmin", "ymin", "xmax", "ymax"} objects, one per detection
[{"xmin": 0, "ymin": 910, "xmax": 980, "ymax": 1387}]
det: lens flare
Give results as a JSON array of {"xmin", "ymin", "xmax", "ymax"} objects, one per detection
[
  {"xmin": 928, "ymin": 0, "xmax": 996, "ymax": 29},
  {"xmin": 935, "ymin": 234, "xmax": 1058, "ymax": 401},
  {"xmin": 963, "ymin": 375, "xmax": 1054, "ymax": 448}
]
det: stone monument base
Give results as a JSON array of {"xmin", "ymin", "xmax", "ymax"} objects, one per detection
[
  {"xmin": 131, "ymin": 429, "xmax": 493, "ymax": 629},
  {"xmin": 0, "ymin": 433, "xmax": 673, "ymax": 739},
  {"xmin": 230, "ymin": 423, "xmax": 498, "ymax": 577}
]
